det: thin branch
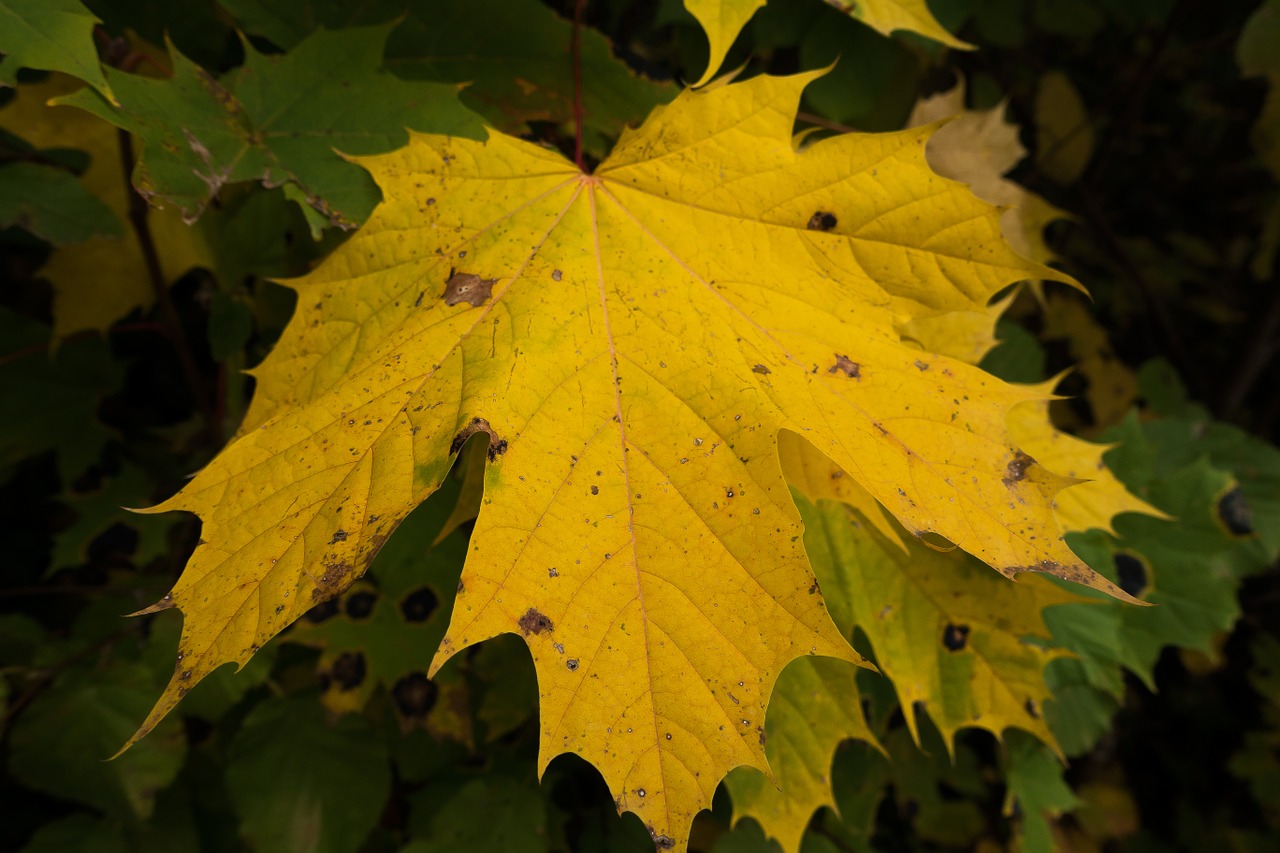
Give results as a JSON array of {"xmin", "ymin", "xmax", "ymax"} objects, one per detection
[
  {"xmin": 572, "ymin": 0, "xmax": 587, "ymax": 171},
  {"xmin": 1220, "ymin": 287, "xmax": 1280, "ymax": 419},
  {"xmin": 117, "ymin": 129, "xmax": 220, "ymax": 445},
  {"xmin": 796, "ymin": 111, "xmax": 861, "ymax": 135}
]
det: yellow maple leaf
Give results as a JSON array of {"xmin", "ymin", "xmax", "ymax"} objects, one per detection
[
  {"xmin": 132, "ymin": 72, "xmax": 1138, "ymax": 849},
  {"xmin": 685, "ymin": 0, "xmax": 970, "ymax": 86},
  {"xmin": 0, "ymin": 74, "xmax": 212, "ymax": 340}
]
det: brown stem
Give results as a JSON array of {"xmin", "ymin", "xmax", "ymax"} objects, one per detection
[
  {"xmin": 796, "ymin": 111, "xmax": 861, "ymax": 135},
  {"xmin": 571, "ymin": 0, "xmax": 586, "ymax": 171},
  {"xmin": 117, "ymin": 129, "xmax": 220, "ymax": 445}
]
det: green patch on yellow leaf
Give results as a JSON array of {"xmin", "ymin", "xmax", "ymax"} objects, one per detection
[{"xmin": 132, "ymin": 72, "xmax": 1137, "ymax": 849}]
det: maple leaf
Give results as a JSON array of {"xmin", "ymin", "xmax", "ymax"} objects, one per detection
[
  {"xmin": 684, "ymin": 0, "xmax": 970, "ymax": 86},
  {"xmin": 58, "ymin": 24, "xmax": 481, "ymax": 231},
  {"xmin": 0, "ymin": 0, "xmax": 115, "ymax": 103},
  {"xmin": 132, "ymin": 72, "xmax": 1138, "ymax": 849}
]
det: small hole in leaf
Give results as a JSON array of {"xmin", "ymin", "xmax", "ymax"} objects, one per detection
[
  {"xmin": 942, "ymin": 623, "xmax": 970, "ymax": 651},
  {"xmin": 1113, "ymin": 552, "xmax": 1149, "ymax": 598},
  {"xmin": 400, "ymin": 586, "xmax": 440, "ymax": 623},
  {"xmin": 344, "ymin": 590, "xmax": 377, "ymax": 620}
]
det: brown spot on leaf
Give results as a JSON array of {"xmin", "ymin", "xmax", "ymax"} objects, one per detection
[
  {"xmin": 1024, "ymin": 698, "xmax": 1040, "ymax": 719},
  {"xmin": 1004, "ymin": 451, "xmax": 1035, "ymax": 485},
  {"xmin": 450, "ymin": 417, "xmax": 508, "ymax": 460},
  {"xmin": 752, "ymin": 364, "xmax": 771, "ymax": 375},
  {"xmin": 329, "ymin": 529, "xmax": 348, "ymax": 544},
  {"xmin": 648, "ymin": 828, "xmax": 676, "ymax": 850},
  {"xmin": 942, "ymin": 623, "xmax": 970, "ymax": 651},
  {"xmin": 807, "ymin": 211, "xmax": 838, "ymax": 231},
  {"xmin": 444, "ymin": 271, "xmax": 497, "ymax": 307},
  {"xmin": 828, "ymin": 354, "xmax": 860, "ymax": 378},
  {"xmin": 518, "ymin": 607, "xmax": 554, "ymax": 635},
  {"xmin": 312, "ymin": 561, "xmax": 352, "ymax": 599}
]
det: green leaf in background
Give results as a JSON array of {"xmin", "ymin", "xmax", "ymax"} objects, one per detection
[
  {"xmin": 57, "ymin": 23, "xmax": 483, "ymax": 232},
  {"xmin": 226, "ymin": 696, "xmax": 391, "ymax": 853},
  {"xmin": 0, "ymin": 308, "xmax": 122, "ymax": 484},
  {"xmin": 0, "ymin": 160, "xmax": 122, "ymax": 244},
  {"xmin": 405, "ymin": 775, "xmax": 559, "ymax": 853},
  {"xmin": 217, "ymin": 0, "xmax": 675, "ymax": 150},
  {"xmin": 1004, "ymin": 729, "xmax": 1079, "ymax": 853},
  {"xmin": 0, "ymin": 0, "xmax": 114, "ymax": 101},
  {"xmin": 8, "ymin": 663, "xmax": 187, "ymax": 820},
  {"xmin": 48, "ymin": 463, "xmax": 171, "ymax": 576}
]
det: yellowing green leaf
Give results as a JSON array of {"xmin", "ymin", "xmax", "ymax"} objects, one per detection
[
  {"xmin": 0, "ymin": 74, "xmax": 212, "ymax": 339},
  {"xmin": 685, "ymin": 0, "xmax": 969, "ymax": 86},
  {"xmin": 801, "ymin": 495, "xmax": 1081, "ymax": 752},
  {"xmin": 723, "ymin": 657, "xmax": 876, "ymax": 853},
  {"xmin": 133, "ymin": 72, "xmax": 1134, "ymax": 849}
]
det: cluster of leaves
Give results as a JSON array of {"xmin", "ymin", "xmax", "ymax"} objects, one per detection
[{"xmin": 2, "ymin": 1, "xmax": 1279, "ymax": 852}]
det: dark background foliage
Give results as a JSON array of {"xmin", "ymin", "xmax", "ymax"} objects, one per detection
[{"xmin": 2, "ymin": 0, "xmax": 1278, "ymax": 850}]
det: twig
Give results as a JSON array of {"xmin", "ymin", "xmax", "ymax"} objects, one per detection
[
  {"xmin": 117, "ymin": 130, "xmax": 220, "ymax": 445},
  {"xmin": 571, "ymin": 0, "xmax": 587, "ymax": 171},
  {"xmin": 796, "ymin": 111, "xmax": 861, "ymax": 135}
]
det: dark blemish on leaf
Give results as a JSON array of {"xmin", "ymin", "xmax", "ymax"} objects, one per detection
[
  {"xmin": 1004, "ymin": 451, "xmax": 1035, "ymax": 485},
  {"xmin": 752, "ymin": 364, "xmax": 771, "ymax": 375},
  {"xmin": 809, "ymin": 580, "xmax": 819, "ymax": 594},
  {"xmin": 1217, "ymin": 487, "xmax": 1254, "ymax": 536},
  {"xmin": 549, "ymin": 568, "xmax": 559, "ymax": 578},
  {"xmin": 591, "ymin": 485, "xmax": 599, "ymax": 495},
  {"xmin": 649, "ymin": 828, "xmax": 676, "ymax": 850},
  {"xmin": 312, "ymin": 561, "xmax": 353, "ymax": 599},
  {"xmin": 450, "ymin": 417, "xmax": 508, "ymax": 460},
  {"xmin": 401, "ymin": 586, "xmax": 440, "ymax": 622},
  {"xmin": 179, "ymin": 668, "xmax": 192, "ymax": 681},
  {"xmin": 329, "ymin": 530, "xmax": 348, "ymax": 544},
  {"xmin": 444, "ymin": 271, "xmax": 498, "ymax": 307},
  {"xmin": 344, "ymin": 590, "xmax": 377, "ymax": 620},
  {"xmin": 331, "ymin": 651, "xmax": 367, "ymax": 691},
  {"xmin": 1024, "ymin": 698, "xmax": 1040, "ymax": 719},
  {"xmin": 807, "ymin": 211, "xmax": 838, "ymax": 231},
  {"xmin": 518, "ymin": 607, "xmax": 554, "ymax": 635},
  {"xmin": 274, "ymin": 604, "xmax": 284, "ymax": 614},
  {"xmin": 414, "ymin": 291, "xmax": 425, "ymax": 307},
  {"xmin": 552, "ymin": 269, "xmax": 563, "ymax": 281},
  {"xmin": 305, "ymin": 598, "xmax": 340, "ymax": 623},
  {"xmin": 943, "ymin": 623, "xmax": 970, "ymax": 651},
  {"xmin": 457, "ymin": 581, "xmax": 465, "ymax": 594},
  {"xmin": 392, "ymin": 672, "xmax": 437, "ymax": 718},
  {"xmin": 1113, "ymin": 553, "xmax": 1148, "ymax": 598},
  {"xmin": 566, "ymin": 658, "xmax": 580, "ymax": 670},
  {"xmin": 828, "ymin": 354, "xmax": 860, "ymax": 378}
]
